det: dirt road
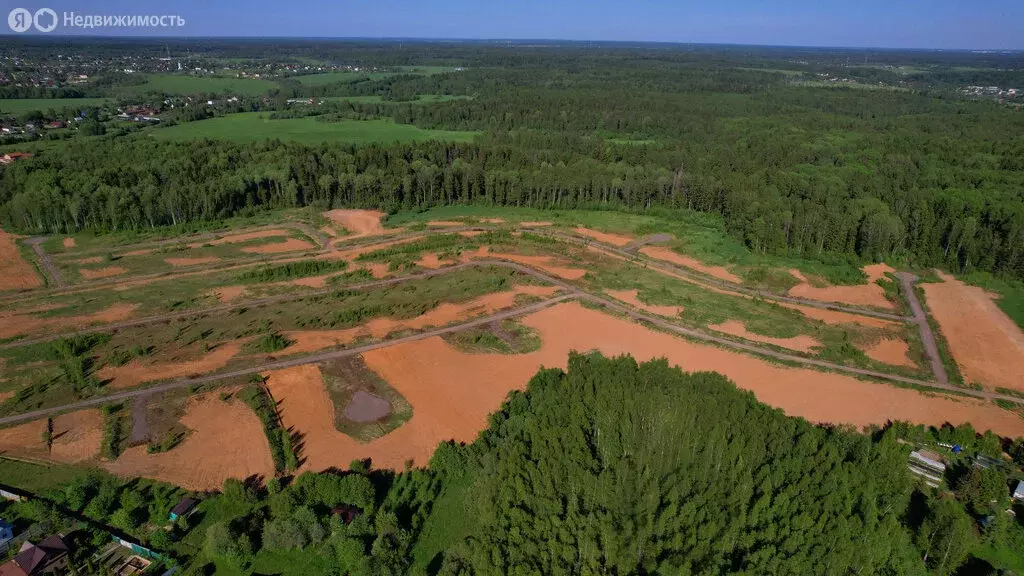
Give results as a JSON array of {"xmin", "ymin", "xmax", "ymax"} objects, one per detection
[
  {"xmin": 896, "ymin": 272, "xmax": 949, "ymax": 384},
  {"xmin": 25, "ymin": 236, "xmax": 65, "ymax": 288}
]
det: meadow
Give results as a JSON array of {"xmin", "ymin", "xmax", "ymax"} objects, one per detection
[
  {"xmin": 149, "ymin": 113, "xmax": 479, "ymax": 144},
  {"xmin": 119, "ymin": 74, "xmax": 279, "ymax": 96},
  {"xmin": 0, "ymin": 97, "xmax": 109, "ymax": 114}
]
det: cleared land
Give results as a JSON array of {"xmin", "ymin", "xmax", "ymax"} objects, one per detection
[
  {"xmin": 0, "ymin": 98, "xmax": 109, "ymax": 114},
  {"xmin": 150, "ymin": 113, "xmax": 479, "ymax": 144},
  {"xmin": 0, "ymin": 230, "xmax": 42, "ymax": 291},
  {"xmin": 120, "ymin": 74, "xmax": 278, "ymax": 96},
  {"xmin": 923, "ymin": 271, "xmax": 1024, "ymax": 391},
  {"xmin": 0, "ymin": 409, "xmax": 101, "ymax": 463},
  {"xmin": 788, "ymin": 263, "xmax": 896, "ymax": 310}
]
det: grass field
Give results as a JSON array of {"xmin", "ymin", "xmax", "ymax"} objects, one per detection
[
  {"xmin": 150, "ymin": 113, "xmax": 478, "ymax": 144},
  {"xmin": 120, "ymin": 74, "xmax": 279, "ymax": 96},
  {"xmin": 0, "ymin": 98, "xmax": 109, "ymax": 114}
]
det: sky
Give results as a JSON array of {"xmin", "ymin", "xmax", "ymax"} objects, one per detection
[{"xmin": 2, "ymin": 0, "xmax": 1023, "ymax": 50}]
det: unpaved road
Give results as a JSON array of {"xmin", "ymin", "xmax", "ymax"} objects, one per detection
[
  {"xmin": 897, "ymin": 272, "xmax": 949, "ymax": 384},
  {"xmin": 25, "ymin": 236, "xmax": 65, "ymax": 288}
]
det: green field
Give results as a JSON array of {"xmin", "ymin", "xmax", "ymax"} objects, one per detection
[
  {"xmin": 150, "ymin": 112, "xmax": 478, "ymax": 144},
  {"xmin": 120, "ymin": 74, "xmax": 279, "ymax": 96},
  {"xmin": 0, "ymin": 98, "xmax": 109, "ymax": 114}
]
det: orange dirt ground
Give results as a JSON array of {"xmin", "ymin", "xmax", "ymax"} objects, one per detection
[
  {"xmin": 62, "ymin": 237, "xmax": 76, "ymax": 248},
  {"xmin": 778, "ymin": 301, "xmax": 897, "ymax": 329},
  {"xmin": 319, "ymin": 225, "xmax": 338, "ymax": 238},
  {"xmin": 605, "ymin": 289, "xmax": 683, "ymax": 317},
  {"xmin": 574, "ymin": 227, "xmax": 634, "ymax": 247},
  {"xmin": 0, "ymin": 302, "xmax": 139, "ymax": 340},
  {"xmin": 75, "ymin": 256, "xmax": 104, "ymax": 265},
  {"xmin": 864, "ymin": 338, "xmax": 916, "ymax": 368},
  {"xmin": 0, "ymin": 409, "xmax": 102, "ymax": 464},
  {"xmin": 323, "ymin": 209, "xmax": 387, "ymax": 237},
  {"xmin": 97, "ymin": 341, "xmax": 245, "ymax": 389},
  {"xmin": 121, "ymin": 248, "xmax": 155, "ymax": 257},
  {"xmin": 415, "ymin": 253, "xmax": 453, "ymax": 269},
  {"xmin": 165, "ymin": 256, "xmax": 221, "ymax": 267},
  {"xmin": 519, "ymin": 221, "xmax": 553, "ymax": 227},
  {"xmin": 0, "ymin": 230, "xmax": 42, "ymax": 291},
  {"xmin": 0, "ymin": 391, "xmax": 12, "ymax": 404},
  {"xmin": 240, "ymin": 238, "xmax": 316, "ymax": 254},
  {"xmin": 709, "ymin": 320, "xmax": 821, "ymax": 353},
  {"xmin": 352, "ymin": 301, "xmax": 1024, "ymax": 473},
  {"xmin": 427, "ymin": 221, "xmax": 464, "ymax": 227},
  {"xmin": 104, "ymin": 389, "xmax": 275, "ymax": 490},
  {"xmin": 283, "ymin": 285, "xmax": 562, "ymax": 356},
  {"xmin": 459, "ymin": 246, "xmax": 585, "ymax": 280},
  {"xmin": 459, "ymin": 230, "xmax": 484, "ymax": 238},
  {"xmin": 639, "ymin": 246, "xmax": 743, "ymax": 284},
  {"xmin": 209, "ymin": 286, "xmax": 247, "ymax": 302},
  {"xmin": 195, "ymin": 229, "xmax": 291, "ymax": 248},
  {"xmin": 922, "ymin": 271, "xmax": 1024, "ymax": 391},
  {"xmin": 78, "ymin": 266, "xmax": 127, "ymax": 280},
  {"xmin": 788, "ymin": 263, "xmax": 896, "ymax": 310}
]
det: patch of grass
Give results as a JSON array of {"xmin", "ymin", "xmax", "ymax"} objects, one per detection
[
  {"xmin": 0, "ymin": 457, "xmax": 101, "ymax": 493},
  {"xmin": 120, "ymin": 74, "xmax": 278, "ymax": 96},
  {"xmin": 245, "ymin": 332, "xmax": 293, "ymax": 354},
  {"xmin": 961, "ymin": 270, "xmax": 1024, "ymax": 330},
  {"xmin": 443, "ymin": 320, "xmax": 542, "ymax": 354},
  {"xmin": 0, "ymin": 97, "xmax": 109, "ymax": 114},
  {"xmin": 105, "ymin": 344, "xmax": 154, "ymax": 367},
  {"xmin": 101, "ymin": 403, "xmax": 129, "ymax": 460},
  {"xmin": 320, "ymin": 357, "xmax": 412, "ymax": 443},
  {"xmin": 236, "ymin": 259, "xmax": 348, "ymax": 283},
  {"xmin": 150, "ymin": 113, "xmax": 479, "ymax": 144}
]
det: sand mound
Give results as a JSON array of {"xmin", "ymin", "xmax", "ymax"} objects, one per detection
[
  {"xmin": 639, "ymin": 246, "xmax": 742, "ymax": 283},
  {"xmin": 104, "ymin": 390, "xmax": 274, "ymax": 490},
  {"xmin": 788, "ymin": 263, "xmax": 896, "ymax": 310},
  {"xmin": 97, "ymin": 341, "xmax": 244, "ymax": 389},
  {"xmin": 0, "ymin": 409, "xmax": 101, "ymax": 464},
  {"xmin": 922, "ymin": 271, "xmax": 1024, "ymax": 391},
  {"xmin": 864, "ymin": 339, "xmax": 916, "ymax": 368},
  {"xmin": 323, "ymin": 209, "xmax": 387, "ymax": 237},
  {"xmin": 0, "ymin": 230, "xmax": 42, "ymax": 291},
  {"xmin": 605, "ymin": 289, "xmax": 683, "ymax": 317},
  {"xmin": 166, "ymin": 256, "xmax": 220, "ymax": 267},
  {"xmin": 0, "ymin": 302, "xmax": 138, "ymax": 340},
  {"xmin": 62, "ymin": 237, "xmax": 76, "ymax": 248},
  {"xmin": 709, "ymin": 320, "xmax": 820, "ymax": 353},
  {"xmin": 574, "ymin": 227, "xmax": 634, "ymax": 247},
  {"xmin": 241, "ymin": 238, "xmax": 315, "ymax": 254},
  {"xmin": 79, "ymin": 266, "xmax": 127, "ymax": 280}
]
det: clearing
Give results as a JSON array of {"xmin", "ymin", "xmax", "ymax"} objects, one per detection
[
  {"xmin": 0, "ymin": 230, "xmax": 42, "ymax": 291},
  {"xmin": 605, "ymin": 289, "xmax": 683, "ymax": 317},
  {"xmin": 0, "ymin": 409, "xmax": 102, "ymax": 463},
  {"xmin": 922, "ymin": 271, "xmax": 1024, "ymax": 391},
  {"xmin": 323, "ymin": 209, "xmax": 387, "ymax": 238},
  {"xmin": 788, "ymin": 263, "xmax": 896, "ymax": 310},
  {"xmin": 639, "ymin": 246, "xmax": 742, "ymax": 283}
]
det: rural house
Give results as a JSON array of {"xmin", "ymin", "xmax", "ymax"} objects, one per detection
[
  {"xmin": 908, "ymin": 450, "xmax": 946, "ymax": 488},
  {"xmin": 0, "ymin": 535, "xmax": 69, "ymax": 576},
  {"xmin": 169, "ymin": 497, "xmax": 198, "ymax": 521},
  {"xmin": 0, "ymin": 519, "xmax": 13, "ymax": 548}
]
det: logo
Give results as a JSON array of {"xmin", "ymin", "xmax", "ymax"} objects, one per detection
[{"xmin": 8, "ymin": 7, "xmax": 58, "ymax": 32}]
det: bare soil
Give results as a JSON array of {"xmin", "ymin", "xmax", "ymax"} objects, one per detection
[
  {"xmin": 0, "ymin": 230, "xmax": 42, "ymax": 291},
  {"xmin": 166, "ymin": 256, "xmax": 221, "ymax": 267},
  {"xmin": 0, "ymin": 409, "xmax": 101, "ymax": 463},
  {"xmin": 0, "ymin": 302, "xmax": 139, "ymax": 340},
  {"xmin": 605, "ymin": 289, "xmax": 683, "ymax": 317},
  {"xmin": 195, "ymin": 229, "xmax": 291, "ymax": 248},
  {"xmin": 121, "ymin": 248, "xmax": 155, "ymax": 257},
  {"xmin": 639, "ymin": 246, "xmax": 742, "ymax": 283},
  {"xmin": 923, "ymin": 271, "xmax": 1024, "ymax": 390},
  {"xmin": 708, "ymin": 320, "xmax": 821, "ymax": 353},
  {"xmin": 240, "ymin": 238, "xmax": 316, "ymax": 254},
  {"xmin": 62, "ymin": 237, "xmax": 76, "ymax": 248},
  {"xmin": 415, "ymin": 253, "xmax": 453, "ymax": 269},
  {"xmin": 79, "ymin": 266, "xmax": 127, "ymax": 280},
  {"xmin": 75, "ymin": 256, "xmax": 104, "ymax": 265},
  {"xmin": 427, "ymin": 221, "xmax": 464, "ymax": 227},
  {"xmin": 788, "ymin": 263, "xmax": 896, "ymax": 310},
  {"xmin": 778, "ymin": 301, "xmax": 897, "ymax": 329},
  {"xmin": 487, "ymin": 251, "xmax": 586, "ymax": 280},
  {"xmin": 104, "ymin": 389, "xmax": 274, "ymax": 490},
  {"xmin": 519, "ymin": 221, "xmax": 553, "ymax": 227},
  {"xmin": 209, "ymin": 286, "xmax": 247, "ymax": 302},
  {"xmin": 97, "ymin": 340, "xmax": 245, "ymax": 389},
  {"xmin": 323, "ymin": 209, "xmax": 387, "ymax": 237},
  {"xmin": 864, "ymin": 339, "xmax": 916, "ymax": 368},
  {"xmin": 574, "ymin": 227, "xmax": 634, "ymax": 247}
]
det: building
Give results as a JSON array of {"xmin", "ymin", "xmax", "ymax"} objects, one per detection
[
  {"xmin": 1013, "ymin": 480, "xmax": 1024, "ymax": 502},
  {"xmin": 0, "ymin": 535, "xmax": 69, "ymax": 576},
  {"xmin": 168, "ymin": 497, "xmax": 197, "ymax": 522},
  {"xmin": 0, "ymin": 153, "xmax": 33, "ymax": 165},
  {"xmin": 0, "ymin": 519, "xmax": 13, "ymax": 548},
  {"xmin": 908, "ymin": 450, "xmax": 946, "ymax": 488},
  {"xmin": 331, "ymin": 504, "xmax": 362, "ymax": 525}
]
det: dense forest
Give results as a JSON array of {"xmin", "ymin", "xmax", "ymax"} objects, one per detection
[
  {"xmin": 1, "ymin": 43, "xmax": 1023, "ymax": 280},
  {"xmin": 6, "ymin": 353, "xmax": 1021, "ymax": 574}
]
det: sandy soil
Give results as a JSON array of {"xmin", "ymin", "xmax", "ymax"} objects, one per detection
[
  {"xmin": 323, "ymin": 209, "xmax": 387, "ymax": 237},
  {"xmin": 104, "ymin": 390, "xmax": 275, "ymax": 490},
  {"xmin": 480, "ymin": 218, "xmax": 506, "ymax": 224},
  {"xmin": 639, "ymin": 246, "xmax": 743, "ymax": 283},
  {"xmin": 922, "ymin": 271, "xmax": 1024, "ymax": 390},
  {"xmin": 460, "ymin": 247, "xmax": 585, "ymax": 280},
  {"xmin": 459, "ymin": 231, "xmax": 484, "ymax": 238},
  {"xmin": 319, "ymin": 225, "xmax": 338, "ymax": 238},
  {"xmin": 0, "ymin": 302, "xmax": 139, "ymax": 340},
  {"xmin": 121, "ymin": 248, "xmax": 155, "ymax": 257},
  {"xmin": 574, "ymin": 227, "xmax": 634, "ymax": 247},
  {"xmin": 352, "ymin": 301, "xmax": 1024, "ymax": 473},
  {"xmin": 789, "ymin": 269, "xmax": 808, "ymax": 282},
  {"xmin": 415, "ymin": 253, "xmax": 453, "ymax": 269},
  {"xmin": 865, "ymin": 339, "xmax": 916, "ymax": 368},
  {"xmin": 97, "ymin": 341, "xmax": 245, "ymax": 389},
  {"xmin": 283, "ymin": 285, "xmax": 561, "ymax": 356},
  {"xmin": 605, "ymin": 289, "xmax": 683, "ymax": 317},
  {"xmin": 166, "ymin": 256, "xmax": 221, "ymax": 267},
  {"xmin": 0, "ymin": 391, "xmax": 12, "ymax": 404},
  {"xmin": 75, "ymin": 256, "xmax": 104, "ymax": 265},
  {"xmin": 788, "ymin": 263, "xmax": 896, "ymax": 310},
  {"xmin": 778, "ymin": 301, "xmax": 897, "ymax": 329},
  {"xmin": 240, "ymin": 238, "xmax": 316, "ymax": 254},
  {"xmin": 355, "ymin": 262, "xmax": 390, "ymax": 279},
  {"xmin": 0, "ymin": 230, "xmax": 42, "ymax": 291},
  {"xmin": 709, "ymin": 320, "xmax": 821, "ymax": 353},
  {"xmin": 62, "ymin": 237, "xmax": 76, "ymax": 248},
  {"xmin": 427, "ymin": 221, "xmax": 464, "ymax": 227},
  {"xmin": 519, "ymin": 221, "xmax": 553, "ymax": 227},
  {"xmin": 209, "ymin": 286, "xmax": 247, "ymax": 302},
  {"xmin": 79, "ymin": 266, "xmax": 127, "ymax": 280},
  {"xmin": 0, "ymin": 409, "xmax": 101, "ymax": 464},
  {"xmin": 196, "ymin": 229, "xmax": 291, "ymax": 248}
]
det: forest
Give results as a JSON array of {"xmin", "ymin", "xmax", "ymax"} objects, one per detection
[
  {"xmin": 1, "ymin": 42, "xmax": 1023, "ymax": 280},
  {"xmin": 4, "ymin": 353, "xmax": 1023, "ymax": 575}
]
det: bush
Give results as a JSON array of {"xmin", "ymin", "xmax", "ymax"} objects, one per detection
[
  {"xmin": 236, "ymin": 259, "xmax": 348, "ymax": 283},
  {"xmin": 247, "ymin": 331, "xmax": 293, "ymax": 354}
]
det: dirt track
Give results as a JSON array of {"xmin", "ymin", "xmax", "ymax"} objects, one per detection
[
  {"xmin": 897, "ymin": 272, "xmax": 949, "ymax": 384},
  {"xmin": 25, "ymin": 236, "xmax": 64, "ymax": 288}
]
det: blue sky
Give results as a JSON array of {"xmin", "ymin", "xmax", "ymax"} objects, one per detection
[{"xmin": 3, "ymin": 0, "xmax": 1023, "ymax": 49}]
